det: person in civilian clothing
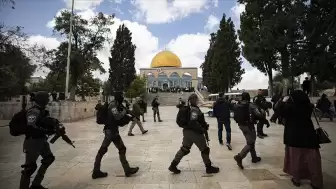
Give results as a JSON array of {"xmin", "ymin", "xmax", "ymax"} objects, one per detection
[
  {"xmin": 213, "ymin": 92, "xmax": 233, "ymax": 150},
  {"xmin": 279, "ymin": 90, "xmax": 323, "ymax": 189}
]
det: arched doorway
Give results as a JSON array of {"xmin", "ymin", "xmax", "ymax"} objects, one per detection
[
  {"xmin": 182, "ymin": 72, "xmax": 192, "ymax": 88},
  {"xmin": 163, "ymin": 83, "xmax": 168, "ymax": 90},
  {"xmin": 169, "ymin": 72, "xmax": 181, "ymax": 88},
  {"xmin": 157, "ymin": 72, "xmax": 168, "ymax": 89}
]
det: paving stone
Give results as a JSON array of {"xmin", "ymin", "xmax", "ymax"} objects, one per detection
[
  {"xmin": 242, "ymin": 169, "xmax": 278, "ymax": 181},
  {"xmin": 0, "ymin": 106, "xmax": 336, "ymax": 189}
]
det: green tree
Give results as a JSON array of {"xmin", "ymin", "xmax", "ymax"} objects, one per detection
[
  {"xmin": 76, "ymin": 76, "xmax": 101, "ymax": 101},
  {"xmin": 211, "ymin": 14, "xmax": 244, "ymax": 92},
  {"xmin": 46, "ymin": 11, "xmax": 114, "ymax": 100},
  {"xmin": 125, "ymin": 76, "xmax": 146, "ymax": 102},
  {"xmin": 0, "ymin": 25, "xmax": 37, "ymax": 100},
  {"xmin": 238, "ymin": 0, "xmax": 279, "ymax": 96},
  {"xmin": 298, "ymin": 0, "xmax": 336, "ymax": 95},
  {"xmin": 109, "ymin": 24, "xmax": 136, "ymax": 92},
  {"xmin": 200, "ymin": 33, "xmax": 217, "ymax": 93}
]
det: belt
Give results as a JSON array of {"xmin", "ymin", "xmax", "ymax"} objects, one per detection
[{"xmin": 25, "ymin": 136, "xmax": 46, "ymax": 140}]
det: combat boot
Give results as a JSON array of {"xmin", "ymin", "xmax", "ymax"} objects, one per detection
[
  {"xmin": 205, "ymin": 164, "xmax": 220, "ymax": 174},
  {"xmin": 125, "ymin": 167, "xmax": 139, "ymax": 177},
  {"xmin": 234, "ymin": 155, "xmax": 244, "ymax": 169},
  {"xmin": 168, "ymin": 161, "xmax": 181, "ymax": 174},
  {"xmin": 252, "ymin": 157, "xmax": 261, "ymax": 163},
  {"xmin": 92, "ymin": 170, "xmax": 108, "ymax": 179},
  {"xmin": 30, "ymin": 185, "xmax": 48, "ymax": 189}
]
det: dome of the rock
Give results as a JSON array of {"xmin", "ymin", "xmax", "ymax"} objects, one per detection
[{"xmin": 150, "ymin": 51, "xmax": 182, "ymax": 68}]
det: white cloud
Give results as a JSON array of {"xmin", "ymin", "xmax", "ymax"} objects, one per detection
[
  {"xmin": 167, "ymin": 33, "xmax": 210, "ymax": 76},
  {"xmin": 204, "ymin": 14, "xmax": 219, "ymax": 32},
  {"xmin": 211, "ymin": 0, "xmax": 218, "ymax": 7},
  {"xmin": 63, "ymin": 0, "xmax": 104, "ymax": 10},
  {"xmin": 27, "ymin": 35, "xmax": 61, "ymax": 77},
  {"xmin": 230, "ymin": 3, "xmax": 245, "ymax": 29},
  {"xmin": 28, "ymin": 35, "xmax": 61, "ymax": 50},
  {"xmin": 131, "ymin": 0, "xmax": 214, "ymax": 24},
  {"xmin": 234, "ymin": 68, "xmax": 271, "ymax": 90},
  {"xmin": 35, "ymin": 4, "xmax": 271, "ymax": 89}
]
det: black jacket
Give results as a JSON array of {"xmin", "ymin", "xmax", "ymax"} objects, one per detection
[
  {"xmin": 213, "ymin": 97, "xmax": 232, "ymax": 122},
  {"xmin": 26, "ymin": 105, "xmax": 50, "ymax": 138},
  {"xmin": 280, "ymin": 102, "xmax": 320, "ymax": 149}
]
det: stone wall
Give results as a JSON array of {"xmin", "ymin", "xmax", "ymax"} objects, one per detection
[{"xmin": 0, "ymin": 101, "xmax": 97, "ymax": 122}]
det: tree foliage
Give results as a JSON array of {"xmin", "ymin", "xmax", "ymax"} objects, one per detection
[
  {"xmin": 108, "ymin": 24, "xmax": 136, "ymax": 92},
  {"xmin": 299, "ymin": 0, "xmax": 336, "ymax": 85},
  {"xmin": 200, "ymin": 33, "xmax": 217, "ymax": 92},
  {"xmin": 125, "ymin": 76, "xmax": 146, "ymax": 100},
  {"xmin": 45, "ymin": 11, "xmax": 114, "ymax": 100},
  {"xmin": 238, "ymin": 0, "xmax": 280, "ymax": 95},
  {"xmin": 0, "ymin": 25, "xmax": 37, "ymax": 100},
  {"xmin": 210, "ymin": 14, "xmax": 244, "ymax": 92}
]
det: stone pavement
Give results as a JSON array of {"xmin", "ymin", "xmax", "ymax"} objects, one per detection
[{"xmin": 0, "ymin": 106, "xmax": 336, "ymax": 189}]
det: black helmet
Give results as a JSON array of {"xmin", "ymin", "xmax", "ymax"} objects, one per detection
[
  {"xmin": 241, "ymin": 92, "xmax": 250, "ymax": 101},
  {"xmin": 113, "ymin": 91, "xmax": 124, "ymax": 102},
  {"xmin": 34, "ymin": 91, "xmax": 50, "ymax": 107}
]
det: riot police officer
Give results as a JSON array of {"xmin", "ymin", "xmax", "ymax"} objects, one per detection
[
  {"xmin": 20, "ymin": 91, "xmax": 54, "ymax": 189},
  {"xmin": 92, "ymin": 91, "xmax": 139, "ymax": 179},
  {"xmin": 233, "ymin": 92, "xmax": 263, "ymax": 169},
  {"xmin": 169, "ymin": 94, "xmax": 219, "ymax": 174}
]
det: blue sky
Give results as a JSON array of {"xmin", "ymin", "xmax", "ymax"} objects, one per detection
[{"xmin": 1, "ymin": 0, "xmax": 269, "ymax": 89}]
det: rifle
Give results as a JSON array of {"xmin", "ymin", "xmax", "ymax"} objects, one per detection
[
  {"xmin": 120, "ymin": 103, "xmax": 140, "ymax": 121},
  {"xmin": 49, "ymin": 120, "xmax": 75, "ymax": 148},
  {"xmin": 203, "ymin": 123, "xmax": 210, "ymax": 146}
]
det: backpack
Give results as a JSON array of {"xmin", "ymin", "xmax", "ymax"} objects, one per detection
[
  {"xmin": 151, "ymin": 99, "xmax": 156, "ymax": 107},
  {"xmin": 96, "ymin": 102, "xmax": 108, "ymax": 125},
  {"xmin": 176, "ymin": 106, "xmax": 190, "ymax": 128},
  {"xmin": 233, "ymin": 103, "xmax": 251, "ymax": 124},
  {"xmin": 9, "ymin": 109, "xmax": 28, "ymax": 136}
]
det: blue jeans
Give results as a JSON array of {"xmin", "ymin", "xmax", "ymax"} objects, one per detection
[{"xmin": 217, "ymin": 119, "xmax": 231, "ymax": 144}]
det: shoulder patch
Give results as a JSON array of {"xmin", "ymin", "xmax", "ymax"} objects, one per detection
[
  {"xmin": 27, "ymin": 115, "xmax": 37, "ymax": 123},
  {"xmin": 190, "ymin": 111, "xmax": 198, "ymax": 120}
]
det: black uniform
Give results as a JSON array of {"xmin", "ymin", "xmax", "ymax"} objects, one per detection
[
  {"xmin": 151, "ymin": 97, "xmax": 162, "ymax": 122},
  {"xmin": 253, "ymin": 95, "xmax": 270, "ymax": 138},
  {"xmin": 233, "ymin": 92, "xmax": 263, "ymax": 170},
  {"xmin": 169, "ymin": 101, "xmax": 219, "ymax": 174},
  {"xmin": 20, "ymin": 91, "xmax": 54, "ymax": 189},
  {"xmin": 137, "ymin": 98, "xmax": 147, "ymax": 122},
  {"xmin": 92, "ymin": 92, "xmax": 139, "ymax": 179}
]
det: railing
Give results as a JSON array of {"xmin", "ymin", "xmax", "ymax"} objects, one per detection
[{"xmin": 194, "ymin": 88, "xmax": 206, "ymax": 105}]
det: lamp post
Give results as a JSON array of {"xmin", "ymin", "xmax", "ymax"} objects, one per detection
[{"xmin": 65, "ymin": 0, "xmax": 75, "ymax": 99}]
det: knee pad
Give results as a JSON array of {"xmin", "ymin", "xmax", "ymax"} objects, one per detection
[
  {"xmin": 21, "ymin": 163, "xmax": 37, "ymax": 176},
  {"xmin": 41, "ymin": 155, "xmax": 55, "ymax": 166},
  {"xmin": 180, "ymin": 146, "xmax": 190, "ymax": 155},
  {"xmin": 98, "ymin": 147, "xmax": 108, "ymax": 155},
  {"xmin": 201, "ymin": 147, "xmax": 210, "ymax": 155},
  {"xmin": 118, "ymin": 147, "xmax": 126, "ymax": 155}
]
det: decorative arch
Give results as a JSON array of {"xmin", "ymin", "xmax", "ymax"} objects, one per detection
[
  {"xmin": 182, "ymin": 72, "xmax": 192, "ymax": 88},
  {"xmin": 157, "ymin": 72, "xmax": 168, "ymax": 79},
  {"xmin": 146, "ymin": 72, "xmax": 155, "ymax": 87},
  {"xmin": 182, "ymin": 72, "xmax": 192, "ymax": 80},
  {"xmin": 169, "ymin": 72, "xmax": 180, "ymax": 79}
]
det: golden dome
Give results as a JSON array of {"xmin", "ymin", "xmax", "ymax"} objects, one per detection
[{"xmin": 150, "ymin": 51, "xmax": 182, "ymax": 68}]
